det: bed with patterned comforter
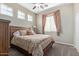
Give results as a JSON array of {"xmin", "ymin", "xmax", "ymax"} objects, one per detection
[{"xmin": 11, "ymin": 34, "xmax": 54, "ymax": 56}]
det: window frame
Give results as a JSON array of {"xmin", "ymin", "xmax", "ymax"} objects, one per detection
[
  {"xmin": 17, "ymin": 10, "xmax": 25, "ymax": 20},
  {"xmin": 27, "ymin": 15, "xmax": 33, "ymax": 21}
]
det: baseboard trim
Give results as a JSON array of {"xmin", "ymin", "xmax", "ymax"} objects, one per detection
[{"xmin": 55, "ymin": 41, "xmax": 74, "ymax": 47}]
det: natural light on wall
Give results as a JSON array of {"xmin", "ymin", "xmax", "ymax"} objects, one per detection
[
  {"xmin": 0, "ymin": 4, "xmax": 13, "ymax": 16},
  {"xmin": 44, "ymin": 16, "xmax": 57, "ymax": 33}
]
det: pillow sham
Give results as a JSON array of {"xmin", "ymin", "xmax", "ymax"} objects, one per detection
[{"xmin": 19, "ymin": 30, "xmax": 27, "ymax": 36}]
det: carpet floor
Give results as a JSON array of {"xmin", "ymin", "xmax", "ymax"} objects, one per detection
[{"xmin": 9, "ymin": 43, "xmax": 79, "ymax": 56}]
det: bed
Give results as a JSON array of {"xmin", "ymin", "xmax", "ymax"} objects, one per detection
[{"xmin": 10, "ymin": 26, "xmax": 55, "ymax": 56}]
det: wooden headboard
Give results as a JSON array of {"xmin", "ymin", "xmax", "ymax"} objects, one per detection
[{"xmin": 9, "ymin": 26, "xmax": 31, "ymax": 40}]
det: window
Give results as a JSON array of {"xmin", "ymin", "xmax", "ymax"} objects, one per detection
[
  {"xmin": 27, "ymin": 15, "xmax": 33, "ymax": 21},
  {"xmin": 44, "ymin": 16, "xmax": 57, "ymax": 32},
  {"xmin": 0, "ymin": 4, "xmax": 13, "ymax": 16},
  {"xmin": 17, "ymin": 10, "xmax": 25, "ymax": 19}
]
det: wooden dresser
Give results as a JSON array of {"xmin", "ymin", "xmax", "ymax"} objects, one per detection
[{"xmin": 0, "ymin": 19, "xmax": 10, "ymax": 56}]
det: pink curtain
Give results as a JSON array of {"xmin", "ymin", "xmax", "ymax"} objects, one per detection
[
  {"xmin": 34, "ymin": 14, "xmax": 38, "ymax": 33},
  {"xmin": 54, "ymin": 10, "xmax": 61, "ymax": 35},
  {"xmin": 42, "ymin": 15, "xmax": 46, "ymax": 34}
]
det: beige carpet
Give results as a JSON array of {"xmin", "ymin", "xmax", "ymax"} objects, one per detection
[{"xmin": 9, "ymin": 43, "xmax": 79, "ymax": 56}]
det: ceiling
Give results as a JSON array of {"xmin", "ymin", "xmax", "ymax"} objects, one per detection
[{"xmin": 19, "ymin": 3, "xmax": 62, "ymax": 14}]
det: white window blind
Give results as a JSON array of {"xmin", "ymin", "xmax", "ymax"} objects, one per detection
[
  {"xmin": 0, "ymin": 4, "xmax": 13, "ymax": 16},
  {"xmin": 44, "ymin": 16, "xmax": 57, "ymax": 32}
]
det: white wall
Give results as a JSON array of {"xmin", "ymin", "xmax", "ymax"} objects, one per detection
[
  {"xmin": 37, "ymin": 4, "xmax": 74, "ymax": 45},
  {"xmin": 74, "ymin": 4, "xmax": 79, "ymax": 50}
]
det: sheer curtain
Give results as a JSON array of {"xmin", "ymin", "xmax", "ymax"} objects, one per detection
[{"xmin": 44, "ymin": 16, "xmax": 57, "ymax": 33}]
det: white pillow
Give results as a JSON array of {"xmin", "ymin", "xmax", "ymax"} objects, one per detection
[{"xmin": 13, "ymin": 31, "xmax": 20, "ymax": 36}]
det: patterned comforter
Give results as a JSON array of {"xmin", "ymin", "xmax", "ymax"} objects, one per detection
[{"xmin": 11, "ymin": 34, "xmax": 54, "ymax": 56}]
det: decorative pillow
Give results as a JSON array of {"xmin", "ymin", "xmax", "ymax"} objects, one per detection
[
  {"xmin": 27, "ymin": 29, "xmax": 36, "ymax": 35},
  {"xmin": 19, "ymin": 30, "xmax": 27, "ymax": 36},
  {"xmin": 27, "ymin": 29, "xmax": 33, "ymax": 35},
  {"xmin": 13, "ymin": 31, "xmax": 21, "ymax": 36}
]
